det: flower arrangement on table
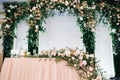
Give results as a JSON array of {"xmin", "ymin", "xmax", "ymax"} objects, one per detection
[{"xmin": 11, "ymin": 47, "xmax": 106, "ymax": 80}]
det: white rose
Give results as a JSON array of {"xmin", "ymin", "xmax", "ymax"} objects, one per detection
[
  {"xmin": 9, "ymin": 5, "xmax": 12, "ymax": 8},
  {"xmin": 73, "ymin": 5, "xmax": 76, "ymax": 8},
  {"xmin": 65, "ymin": 50, "xmax": 71, "ymax": 56},
  {"xmin": 79, "ymin": 56, "xmax": 83, "ymax": 60},
  {"xmin": 90, "ymin": 54, "xmax": 94, "ymax": 58},
  {"xmin": 11, "ymin": 6, "xmax": 15, "ymax": 9},
  {"xmin": 91, "ymin": 28, "xmax": 95, "ymax": 32},
  {"xmin": 65, "ymin": 1, "xmax": 69, "ymax": 6},
  {"xmin": 111, "ymin": 29, "xmax": 116, "ymax": 33},
  {"xmin": 92, "ymin": 5, "xmax": 96, "ymax": 9},
  {"xmin": 79, "ymin": 16, "xmax": 83, "ymax": 21},
  {"xmin": 82, "ymin": 60, "xmax": 87, "ymax": 66},
  {"xmin": 35, "ymin": 25, "xmax": 39, "ymax": 29},
  {"xmin": 6, "ymin": 24, "xmax": 10, "ymax": 28},
  {"xmin": 80, "ymin": 52, "xmax": 84, "ymax": 56},
  {"xmin": 89, "ymin": 67, "xmax": 93, "ymax": 71},
  {"xmin": 74, "ymin": 64, "xmax": 76, "ymax": 67},
  {"xmin": 75, "ymin": 50, "xmax": 80, "ymax": 56},
  {"xmin": 95, "ymin": 75, "xmax": 102, "ymax": 80},
  {"xmin": 32, "ymin": 6, "xmax": 36, "ymax": 10},
  {"xmin": 15, "ymin": 5, "xmax": 17, "ymax": 8},
  {"xmin": 71, "ymin": 57, "xmax": 75, "ymax": 60},
  {"xmin": 7, "ymin": 9, "xmax": 11, "ymax": 13},
  {"xmin": 118, "ymin": 37, "xmax": 120, "ymax": 41},
  {"xmin": 86, "ymin": 54, "xmax": 89, "ymax": 59},
  {"xmin": 29, "ymin": 14, "xmax": 33, "ymax": 17}
]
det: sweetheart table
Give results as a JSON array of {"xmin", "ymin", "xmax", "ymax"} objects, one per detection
[{"xmin": 0, "ymin": 58, "xmax": 80, "ymax": 80}]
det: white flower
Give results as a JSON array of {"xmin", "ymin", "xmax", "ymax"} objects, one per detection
[
  {"xmin": 75, "ymin": 49, "xmax": 80, "ymax": 56},
  {"xmin": 29, "ymin": 14, "xmax": 33, "ymax": 17},
  {"xmin": 116, "ymin": 23, "xmax": 119, "ymax": 25},
  {"xmin": 91, "ymin": 28, "xmax": 95, "ymax": 32},
  {"xmin": 90, "ymin": 54, "xmax": 94, "ymax": 58},
  {"xmin": 32, "ymin": 6, "xmax": 36, "ymax": 10},
  {"xmin": 65, "ymin": 1, "xmax": 69, "ymax": 6},
  {"xmin": 74, "ymin": 64, "xmax": 76, "ymax": 67},
  {"xmin": 7, "ymin": 9, "xmax": 11, "ymax": 13},
  {"xmin": 9, "ymin": 5, "xmax": 12, "ymax": 8},
  {"xmin": 65, "ymin": 50, "xmax": 71, "ymax": 56},
  {"xmin": 80, "ymin": 52, "xmax": 84, "ymax": 56},
  {"xmin": 30, "ymin": 9, "xmax": 33, "ymax": 12},
  {"xmin": 111, "ymin": 29, "xmax": 116, "ymax": 33},
  {"xmin": 89, "ymin": 67, "xmax": 93, "ymax": 71},
  {"xmin": 71, "ymin": 57, "xmax": 75, "ymax": 60},
  {"xmin": 91, "ymin": 5, "xmax": 96, "ymax": 9},
  {"xmin": 35, "ymin": 25, "xmax": 39, "ymax": 29},
  {"xmin": 86, "ymin": 54, "xmax": 89, "ymax": 59},
  {"xmin": 79, "ymin": 56, "xmax": 83, "ymax": 60},
  {"xmin": 79, "ymin": 6, "xmax": 84, "ymax": 10},
  {"xmin": 73, "ymin": 5, "xmax": 76, "ymax": 8},
  {"xmin": 118, "ymin": 37, "xmax": 120, "ymax": 41},
  {"xmin": 79, "ymin": 16, "xmax": 83, "ymax": 21},
  {"xmin": 5, "ymin": 24, "xmax": 10, "ymax": 28},
  {"xmin": 11, "ymin": 6, "xmax": 15, "ymax": 9},
  {"xmin": 15, "ymin": 5, "xmax": 17, "ymax": 8},
  {"xmin": 95, "ymin": 75, "xmax": 102, "ymax": 80},
  {"xmin": 82, "ymin": 60, "xmax": 87, "ymax": 66}
]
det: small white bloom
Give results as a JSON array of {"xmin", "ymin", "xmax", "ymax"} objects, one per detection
[
  {"xmin": 35, "ymin": 25, "xmax": 39, "ymax": 29},
  {"xmin": 89, "ymin": 67, "xmax": 93, "ymax": 71},
  {"xmin": 111, "ymin": 29, "xmax": 116, "ymax": 33},
  {"xmin": 30, "ymin": 9, "xmax": 33, "ymax": 12},
  {"xmin": 15, "ymin": 5, "xmax": 17, "ymax": 8},
  {"xmin": 65, "ymin": 50, "xmax": 71, "ymax": 56},
  {"xmin": 118, "ymin": 37, "xmax": 120, "ymax": 41},
  {"xmin": 71, "ymin": 57, "xmax": 75, "ymax": 60},
  {"xmin": 79, "ymin": 6, "xmax": 84, "ymax": 10},
  {"xmin": 74, "ymin": 64, "xmax": 76, "ymax": 67},
  {"xmin": 86, "ymin": 54, "xmax": 89, "ymax": 59},
  {"xmin": 91, "ymin": 5, "xmax": 96, "ymax": 9},
  {"xmin": 32, "ymin": 6, "xmax": 36, "ymax": 10},
  {"xmin": 11, "ymin": 6, "xmax": 15, "ymax": 9},
  {"xmin": 90, "ymin": 54, "xmax": 94, "ymax": 58},
  {"xmin": 80, "ymin": 52, "xmax": 84, "ymax": 56},
  {"xmin": 116, "ymin": 23, "xmax": 119, "ymax": 25},
  {"xmin": 79, "ymin": 56, "xmax": 83, "ymax": 60},
  {"xmin": 6, "ymin": 24, "xmax": 10, "ymax": 28},
  {"xmin": 79, "ymin": 16, "xmax": 83, "ymax": 21},
  {"xmin": 75, "ymin": 49, "xmax": 80, "ymax": 56},
  {"xmin": 82, "ymin": 60, "xmax": 87, "ymax": 66},
  {"xmin": 29, "ymin": 14, "xmax": 33, "ymax": 17},
  {"xmin": 73, "ymin": 5, "xmax": 76, "ymax": 8},
  {"xmin": 9, "ymin": 5, "xmax": 12, "ymax": 8},
  {"xmin": 95, "ymin": 75, "xmax": 102, "ymax": 80},
  {"xmin": 91, "ymin": 28, "xmax": 95, "ymax": 32},
  {"xmin": 65, "ymin": 1, "xmax": 69, "ymax": 6},
  {"xmin": 7, "ymin": 9, "xmax": 11, "ymax": 13}
]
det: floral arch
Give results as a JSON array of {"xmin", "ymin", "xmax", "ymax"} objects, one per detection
[{"xmin": 1, "ymin": 0, "xmax": 120, "ymax": 79}]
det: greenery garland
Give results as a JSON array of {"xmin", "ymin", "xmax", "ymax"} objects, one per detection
[{"xmin": 2, "ymin": 0, "xmax": 119, "ymax": 57}]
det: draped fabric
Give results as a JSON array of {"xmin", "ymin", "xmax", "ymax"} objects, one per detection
[{"xmin": 0, "ymin": 58, "xmax": 80, "ymax": 80}]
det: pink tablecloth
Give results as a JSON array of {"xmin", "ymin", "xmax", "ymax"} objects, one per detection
[{"xmin": 0, "ymin": 58, "xmax": 80, "ymax": 80}]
